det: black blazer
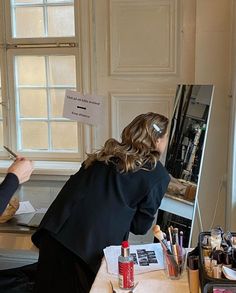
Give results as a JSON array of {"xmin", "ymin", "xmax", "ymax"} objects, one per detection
[{"xmin": 32, "ymin": 160, "xmax": 170, "ymax": 273}]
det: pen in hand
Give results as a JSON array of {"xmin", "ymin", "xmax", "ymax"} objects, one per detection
[{"xmin": 3, "ymin": 145, "xmax": 17, "ymax": 159}]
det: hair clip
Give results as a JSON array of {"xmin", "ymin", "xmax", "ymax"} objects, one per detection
[{"xmin": 153, "ymin": 123, "xmax": 162, "ymax": 133}]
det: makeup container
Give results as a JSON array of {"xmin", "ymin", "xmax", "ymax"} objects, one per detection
[
  {"xmin": 118, "ymin": 241, "xmax": 134, "ymax": 290},
  {"xmin": 212, "ymin": 264, "xmax": 222, "ymax": 279},
  {"xmin": 202, "ymin": 235, "xmax": 212, "ymax": 257},
  {"xmin": 232, "ymin": 247, "xmax": 236, "ymax": 268},
  {"xmin": 187, "ymin": 255, "xmax": 199, "ymax": 293},
  {"xmin": 212, "ymin": 249, "xmax": 224, "ymax": 264},
  {"xmin": 204, "ymin": 256, "xmax": 212, "ymax": 277},
  {"xmin": 222, "ymin": 250, "xmax": 232, "ymax": 268},
  {"xmin": 163, "ymin": 247, "xmax": 186, "ymax": 280},
  {"xmin": 210, "ymin": 228, "xmax": 222, "ymax": 250}
]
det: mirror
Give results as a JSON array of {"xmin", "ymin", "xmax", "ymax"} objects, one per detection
[{"xmin": 156, "ymin": 84, "xmax": 214, "ymax": 247}]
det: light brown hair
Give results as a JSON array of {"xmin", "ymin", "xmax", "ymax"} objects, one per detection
[{"xmin": 84, "ymin": 112, "xmax": 169, "ymax": 172}]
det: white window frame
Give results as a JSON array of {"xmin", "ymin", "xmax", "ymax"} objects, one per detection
[
  {"xmin": 7, "ymin": 47, "xmax": 84, "ymax": 160},
  {"xmin": 0, "ymin": 0, "xmax": 95, "ymax": 169},
  {"xmin": 4, "ymin": 0, "xmax": 79, "ymax": 45}
]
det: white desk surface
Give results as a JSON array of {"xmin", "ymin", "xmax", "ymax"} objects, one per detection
[{"xmin": 90, "ymin": 258, "xmax": 190, "ymax": 293}]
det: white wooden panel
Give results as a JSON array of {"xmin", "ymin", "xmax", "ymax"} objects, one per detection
[
  {"xmin": 109, "ymin": 0, "xmax": 178, "ymax": 75},
  {"xmin": 111, "ymin": 93, "xmax": 172, "ymax": 138}
]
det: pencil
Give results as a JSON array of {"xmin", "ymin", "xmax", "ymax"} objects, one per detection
[{"xmin": 3, "ymin": 146, "xmax": 17, "ymax": 158}]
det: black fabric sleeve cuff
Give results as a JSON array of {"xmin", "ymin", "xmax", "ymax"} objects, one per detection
[{"xmin": 0, "ymin": 173, "xmax": 19, "ymax": 215}]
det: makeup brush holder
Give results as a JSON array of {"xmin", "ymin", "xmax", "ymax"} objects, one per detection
[{"xmin": 163, "ymin": 248, "xmax": 186, "ymax": 280}]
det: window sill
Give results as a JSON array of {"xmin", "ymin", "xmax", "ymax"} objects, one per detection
[{"xmin": 0, "ymin": 160, "xmax": 81, "ymax": 181}]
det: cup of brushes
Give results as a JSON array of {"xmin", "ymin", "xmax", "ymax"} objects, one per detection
[{"xmin": 153, "ymin": 225, "xmax": 186, "ymax": 280}]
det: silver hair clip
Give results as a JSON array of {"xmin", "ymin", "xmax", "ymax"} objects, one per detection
[{"xmin": 153, "ymin": 123, "xmax": 162, "ymax": 133}]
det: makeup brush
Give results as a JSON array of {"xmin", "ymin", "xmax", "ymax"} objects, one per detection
[
  {"xmin": 153, "ymin": 225, "xmax": 171, "ymax": 253},
  {"xmin": 153, "ymin": 225, "xmax": 178, "ymax": 277}
]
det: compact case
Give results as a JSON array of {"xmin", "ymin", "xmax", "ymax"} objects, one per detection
[{"xmin": 198, "ymin": 232, "xmax": 236, "ymax": 293}]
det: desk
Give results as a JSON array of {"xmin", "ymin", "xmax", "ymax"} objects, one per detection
[
  {"xmin": 90, "ymin": 258, "xmax": 190, "ymax": 293},
  {"xmin": 0, "ymin": 217, "xmax": 38, "ymax": 269},
  {"xmin": 0, "ymin": 217, "xmax": 37, "ymax": 251}
]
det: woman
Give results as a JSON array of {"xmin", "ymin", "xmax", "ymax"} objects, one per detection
[{"xmin": 32, "ymin": 112, "xmax": 170, "ymax": 293}]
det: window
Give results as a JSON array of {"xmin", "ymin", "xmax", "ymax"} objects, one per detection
[
  {"xmin": 0, "ymin": 0, "xmax": 83, "ymax": 161},
  {"xmin": 11, "ymin": 0, "xmax": 75, "ymax": 38}
]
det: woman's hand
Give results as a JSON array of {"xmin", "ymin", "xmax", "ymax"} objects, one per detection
[{"xmin": 7, "ymin": 157, "xmax": 34, "ymax": 184}]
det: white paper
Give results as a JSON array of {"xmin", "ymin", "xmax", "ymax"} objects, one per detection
[
  {"xmin": 103, "ymin": 243, "xmax": 164, "ymax": 275},
  {"xmin": 15, "ymin": 201, "xmax": 36, "ymax": 214},
  {"xmin": 63, "ymin": 90, "xmax": 103, "ymax": 126}
]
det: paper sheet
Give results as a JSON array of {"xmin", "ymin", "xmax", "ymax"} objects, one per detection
[
  {"xmin": 63, "ymin": 90, "xmax": 104, "ymax": 125},
  {"xmin": 103, "ymin": 243, "xmax": 164, "ymax": 275},
  {"xmin": 15, "ymin": 201, "xmax": 36, "ymax": 214}
]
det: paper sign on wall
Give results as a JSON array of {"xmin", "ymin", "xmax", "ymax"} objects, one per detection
[{"xmin": 63, "ymin": 90, "xmax": 103, "ymax": 126}]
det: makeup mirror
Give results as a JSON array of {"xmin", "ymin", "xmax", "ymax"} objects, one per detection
[{"xmin": 156, "ymin": 84, "xmax": 214, "ymax": 247}]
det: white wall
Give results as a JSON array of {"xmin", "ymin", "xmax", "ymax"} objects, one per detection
[
  {"xmin": 228, "ymin": 0, "xmax": 236, "ymax": 231},
  {"xmin": 191, "ymin": 0, "xmax": 232, "ymax": 244}
]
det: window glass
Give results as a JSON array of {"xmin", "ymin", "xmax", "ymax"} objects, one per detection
[
  {"xmin": 16, "ymin": 56, "xmax": 46, "ymax": 86},
  {"xmin": 13, "ymin": 1, "xmax": 43, "ymax": 3},
  {"xmin": 48, "ymin": 55, "xmax": 76, "ymax": 86},
  {"xmin": 50, "ymin": 89, "xmax": 66, "ymax": 118},
  {"xmin": 14, "ymin": 7, "xmax": 44, "ymax": 38},
  {"xmin": 11, "ymin": 0, "xmax": 75, "ymax": 38},
  {"xmin": 51, "ymin": 121, "xmax": 77, "ymax": 150},
  {"xmin": 15, "ymin": 55, "xmax": 78, "ymax": 152},
  {"xmin": 21, "ymin": 121, "xmax": 48, "ymax": 150},
  {"xmin": 19, "ymin": 89, "xmax": 47, "ymax": 118},
  {"xmin": 47, "ymin": 6, "xmax": 75, "ymax": 37}
]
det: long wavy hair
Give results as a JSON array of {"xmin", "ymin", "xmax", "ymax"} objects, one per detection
[{"xmin": 84, "ymin": 112, "xmax": 169, "ymax": 172}]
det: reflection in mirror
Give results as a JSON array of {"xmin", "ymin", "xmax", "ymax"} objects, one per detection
[
  {"xmin": 156, "ymin": 84, "xmax": 214, "ymax": 247},
  {"xmin": 166, "ymin": 84, "xmax": 212, "ymax": 201}
]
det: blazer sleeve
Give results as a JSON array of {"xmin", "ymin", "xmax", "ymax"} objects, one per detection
[
  {"xmin": 130, "ymin": 174, "xmax": 170, "ymax": 235},
  {"xmin": 0, "ymin": 173, "xmax": 19, "ymax": 215}
]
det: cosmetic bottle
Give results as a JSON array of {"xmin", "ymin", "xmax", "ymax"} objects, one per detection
[
  {"xmin": 187, "ymin": 255, "xmax": 199, "ymax": 293},
  {"xmin": 118, "ymin": 241, "xmax": 134, "ymax": 290},
  {"xmin": 211, "ymin": 228, "xmax": 222, "ymax": 250},
  {"xmin": 202, "ymin": 235, "xmax": 212, "ymax": 257}
]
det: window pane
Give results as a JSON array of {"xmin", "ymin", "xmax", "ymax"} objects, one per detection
[
  {"xmin": 15, "ymin": 54, "xmax": 78, "ymax": 152},
  {"xmin": 48, "ymin": 56, "xmax": 76, "ymax": 86},
  {"xmin": 14, "ymin": 7, "xmax": 44, "ymax": 38},
  {"xmin": 47, "ymin": 6, "xmax": 75, "ymax": 37},
  {"xmin": 21, "ymin": 121, "xmax": 48, "ymax": 150},
  {"xmin": 50, "ymin": 89, "xmax": 66, "ymax": 118},
  {"xmin": 19, "ymin": 89, "xmax": 47, "ymax": 118},
  {"xmin": 51, "ymin": 122, "xmax": 77, "ymax": 150},
  {"xmin": 16, "ymin": 56, "xmax": 46, "ymax": 86},
  {"xmin": 11, "ymin": 1, "xmax": 75, "ymax": 38},
  {"xmin": 13, "ymin": 0, "xmax": 43, "ymax": 3}
]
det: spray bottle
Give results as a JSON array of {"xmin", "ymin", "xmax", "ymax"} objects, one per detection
[{"xmin": 118, "ymin": 241, "xmax": 134, "ymax": 290}]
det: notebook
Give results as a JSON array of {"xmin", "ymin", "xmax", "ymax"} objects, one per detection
[{"xmin": 15, "ymin": 212, "xmax": 45, "ymax": 228}]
